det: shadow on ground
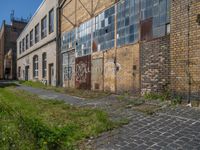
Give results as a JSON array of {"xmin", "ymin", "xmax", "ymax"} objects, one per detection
[{"xmin": 0, "ymin": 80, "xmax": 19, "ymax": 88}]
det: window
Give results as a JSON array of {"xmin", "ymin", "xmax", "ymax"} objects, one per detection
[
  {"xmin": 33, "ymin": 55, "xmax": 39, "ymax": 78},
  {"xmin": 13, "ymin": 27, "xmax": 17, "ymax": 32},
  {"xmin": 140, "ymin": 0, "xmax": 170, "ymax": 39},
  {"xmin": 42, "ymin": 53, "xmax": 47, "ymax": 78},
  {"xmin": 26, "ymin": 34, "xmax": 29, "ymax": 50},
  {"xmin": 141, "ymin": 18, "xmax": 153, "ymax": 41},
  {"xmin": 117, "ymin": 0, "xmax": 140, "ymax": 46},
  {"xmin": 76, "ymin": 19, "xmax": 93, "ymax": 57},
  {"xmin": 49, "ymin": 9, "xmax": 54, "ymax": 33},
  {"xmin": 94, "ymin": 5, "xmax": 115, "ymax": 51},
  {"xmin": 19, "ymin": 41, "xmax": 22, "ymax": 54},
  {"xmin": 18, "ymin": 67, "xmax": 21, "ymax": 78},
  {"xmin": 41, "ymin": 16, "xmax": 47, "ymax": 39},
  {"xmin": 63, "ymin": 53, "xmax": 68, "ymax": 81},
  {"xmin": 22, "ymin": 38, "xmax": 25, "ymax": 52},
  {"xmin": 62, "ymin": 52, "xmax": 74, "ymax": 81},
  {"xmin": 35, "ymin": 24, "xmax": 39, "ymax": 43},
  {"xmin": 61, "ymin": 29, "xmax": 76, "ymax": 52},
  {"xmin": 30, "ymin": 30, "xmax": 34, "ymax": 47}
]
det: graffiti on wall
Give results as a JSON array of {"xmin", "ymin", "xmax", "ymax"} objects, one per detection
[
  {"xmin": 92, "ymin": 58, "xmax": 103, "ymax": 90},
  {"xmin": 92, "ymin": 59, "xmax": 103, "ymax": 76},
  {"xmin": 104, "ymin": 59, "xmax": 116, "ymax": 92},
  {"xmin": 62, "ymin": 51, "xmax": 75, "ymax": 88},
  {"xmin": 63, "ymin": 66, "xmax": 72, "ymax": 80},
  {"xmin": 104, "ymin": 61, "xmax": 115, "ymax": 75},
  {"xmin": 75, "ymin": 55, "xmax": 91, "ymax": 90},
  {"xmin": 76, "ymin": 61, "xmax": 89, "ymax": 83}
]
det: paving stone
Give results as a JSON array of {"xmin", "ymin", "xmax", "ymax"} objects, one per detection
[
  {"xmin": 134, "ymin": 144, "xmax": 149, "ymax": 150},
  {"xmin": 150, "ymin": 144, "xmax": 163, "ymax": 150},
  {"xmin": 168, "ymin": 143, "xmax": 182, "ymax": 149},
  {"xmin": 156, "ymin": 141, "xmax": 169, "ymax": 147}
]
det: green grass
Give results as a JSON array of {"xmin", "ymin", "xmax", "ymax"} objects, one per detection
[
  {"xmin": 116, "ymin": 92, "xmax": 130, "ymax": 101},
  {"xmin": 19, "ymin": 80, "xmax": 110, "ymax": 100},
  {"xmin": 0, "ymin": 86, "xmax": 120, "ymax": 150},
  {"xmin": 144, "ymin": 92, "xmax": 170, "ymax": 101},
  {"xmin": 132, "ymin": 104, "xmax": 161, "ymax": 115}
]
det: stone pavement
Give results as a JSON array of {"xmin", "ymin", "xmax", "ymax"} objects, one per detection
[
  {"xmin": 88, "ymin": 107, "xmax": 200, "ymax": 150},
  {"xmin": 16, "ymin": 85, "xmax": 125, "ymax": 110},
  {"xmin": 12, "ymin": 84, "xmax": 200, "ymax": 150}
]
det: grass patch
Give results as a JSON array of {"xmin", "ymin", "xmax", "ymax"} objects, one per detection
[
  {"xmin": 128, "ymin": 98, "xmax": 145, "ymax": 106},
  {"xmin": 0, "ymin": 87, "xmax": 119, "ymax": 149},
  {"xmin": 19, "ymin": 80, "xmax": 110, "ymax": 100},
  {"xmin": 191, "ymin": 100, "xmax": 200, "ymax": 107},
  {"xmin": 170, "ymin": 96, "xmax": 182, "ymax": 106},
  {"xmin": 144, "ymin": 92, "xmax": 170, "ymax": 101},
  {"xmin": 116, "ymin": 92, "xmax": 130, "ymax": 101},
  {"xmin": 132, "ymin": 104, "xmax": 161, "ymax": 115}
]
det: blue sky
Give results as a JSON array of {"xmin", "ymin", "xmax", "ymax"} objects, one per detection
[{"xmin": 0, "ymin": 0, "xmax": 43, "ymax": 26}]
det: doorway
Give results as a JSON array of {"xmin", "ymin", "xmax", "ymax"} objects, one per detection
[
  {"xmin": 49, "ymin": 64, "xmax": 54, "ymax": 85},
  {"xmin": 25, "ymin": 66, "xmax": 29, "ymax": 81},
  {"xmin": 62, "ymin": 50, "xmax": 75, "ymax": 88}
]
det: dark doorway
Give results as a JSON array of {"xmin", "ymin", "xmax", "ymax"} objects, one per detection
[
  {"xmin": 49, "ymin": 64, "xmax": 54, "ymax": 85},
  {"xmin": 25, "ymin": 66, "xmax": 29, "ymax": 81}
]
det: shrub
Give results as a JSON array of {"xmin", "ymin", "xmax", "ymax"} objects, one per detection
[{"xmin": 144, "ymin": 92, "xmax": 170, "ymax": 101}]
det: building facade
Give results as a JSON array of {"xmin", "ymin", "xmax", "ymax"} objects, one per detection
[
  {"xmin": 0, "ymin": 20, "xmax": 27, "ymax": 80},
  {"xmin": 16, "ymin": 0, "xmax": 200, "ymax": 100},
  {"xmin": 170, "ymin": 0, "xmax": 200, "ymax": 100},
  {"xmin": 59, "ymin": 0, "xmax": 170, "ymax": 94},
  {"xmin": 17, "ymin": 0, "xmax": 58, "ymax": 86}
]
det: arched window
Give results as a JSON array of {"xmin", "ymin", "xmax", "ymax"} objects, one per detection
[
  {"xmin": 33, "ymin": 55, "xmax": 38, "ymax": 78},
  {"xmin": 42, "ymin": 53, "xmax": 47, "ymax": 78}
]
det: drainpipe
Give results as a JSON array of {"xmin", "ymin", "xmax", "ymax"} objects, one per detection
[
  {"xmin": 56, "ymin": 4, "xmax": 61, "ymax": 86},
  {"xmin": 114, "ymin": 1, "xmax": 118, "ymax": 93},
  {"xmin": 187, "ymin": 0, "xmax": 191, "ymax": 106}
]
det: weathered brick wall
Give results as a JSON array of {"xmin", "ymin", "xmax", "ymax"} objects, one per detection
[
  {"xmin": 141, "ymin": 36, "xmax": 170, "ymax": 94},
  {"xmin": 170, "ymin": 0, "xmax": 200, "ymax": 99},
  {"xmin": 60, "ymin": 0, "xmax": 172, "ymax": 94},
  {"xmin": 60, "ymin": 0, "xmax": 116, "ymax": 91},
  {"xmin": 91, "ymin": 43, "xmax": 140, "ymax": 93},
  {"xmin": 0, "ymin": 28, "xmax": 5, "ymax": 79},
  {"xmin": 0, "ymin": 20, "xmax": 26, "ymax": 79},
  {"xmin": 116, "ymin": 44, "xmax": 140, "ymax": 94},
  {"xmin": 103, "ymin": 48, "xmax": 116, "ymax": 92},
  {"xmin": 91, "ymin": 51, "xmax": 104, "ymax": 91}
]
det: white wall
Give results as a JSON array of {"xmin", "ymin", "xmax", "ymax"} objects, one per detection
[{"xmin": 17, "ymin": 0, "xmax": 58, "ymax": 59}]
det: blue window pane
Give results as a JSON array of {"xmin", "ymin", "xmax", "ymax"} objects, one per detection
[
  {"xmin": 94, "ymin": 5, "xmax": 115, "ymax": 51},
  {"xmin": 76, "ymin": 19, "xmax": 93, "ymax": 57},
  {"xmin": 61, "ymin": 29, "xmax": 76, "ymax": 52},
  {"xmin": 117, "ymin": 0, "xmax": 139, "ymax": 47}
]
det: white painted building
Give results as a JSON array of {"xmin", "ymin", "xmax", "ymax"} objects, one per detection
[{"xmin": 17, "ymin": 0, "xmax": 58, "ymax": 86}]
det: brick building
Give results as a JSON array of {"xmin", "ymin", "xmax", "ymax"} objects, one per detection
[
  {"xmin": 59, "ymin": 0, "xmax": 171, "ymax": 94},
  {"xmin": 17, "ymin": 0, "xmax": 59, "ymax": 86},
  {"xmin": 170, "ymin": 0, "xmax": 200, "ymax": 101},
  {"xmin": 0, "ymin": 19, "xmax": 27, "ymax": 79},
  {"xmin": 15, "ymin": 0, "xmax": 200, "ymax": 100}
]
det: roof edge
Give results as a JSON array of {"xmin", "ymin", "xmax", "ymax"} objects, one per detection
[{"xmin": 17, "ymin": 0, "xmax": 46, "ymax": 40}]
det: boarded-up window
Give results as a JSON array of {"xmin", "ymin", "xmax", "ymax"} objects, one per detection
[
  {"xmin": 141, "ymin": 18, "xmax": 153, "ymax": 41},
  {"xmin": 92, "ymin": 41, "xmax": 97, "ymax": 52}
]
